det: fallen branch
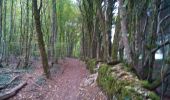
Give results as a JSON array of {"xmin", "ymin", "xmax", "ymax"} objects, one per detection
[
  {"xmin": 0, "ymin": 81, "xmax": 27, "ymax": 100},
  {"xmin": 0, "ymin": 70, "xmax": 25, "ymax": 74},
  {"xmin": 0, "ymin": 75, "xmax": 20, "ymax": 90}
]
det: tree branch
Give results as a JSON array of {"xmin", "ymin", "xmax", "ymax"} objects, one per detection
[
  {"xmin": 0, "ymin": 81, "xmax": 27, "ymax": 100},
  {"xmin": 151, "ymin": 40, "xmax": 170, "ymax": 54},
  {"xmin": 159, "ymin": 14, "xmax": 170, "ymax": 27},
  {"xmin": 158, "ymin": 5, "xmax": 170, "ymax": 12},
  {"xmin": 0, "ymin": 75, "xmax": 20, "ymax": 90}
]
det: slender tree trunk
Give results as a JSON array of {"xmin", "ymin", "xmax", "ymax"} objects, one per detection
[
  {"xmin": 3, "ymin": 0, "xmax": 7, "ymax": 63},
  {"xmin": 51, "ymin": 0, "xmax": 57, "ymax": 59},
  {"xmin": 112, "ymin": 15, "xmax": 121, "ymax": 61},
  {"xmin": 107, "ymin": 0, "xmax": 114, "ymax": 57},
  {"xmin": 19, "ymin": 0, "xmax": 23, "ymax": 56},
  {"xmin": 0, "ymin": 0, "xmax": 2, "ymax": 46},
  {"xmin": 24, "ymin": 0, "xmax": 30, "ymax": 67},
  {"xmin": 32, "ymin": 0, "xmax": 51, "ymax": 79},
  {"xmin": 118, "ymin": 0, "xmax": 132, "ymax": 64},
  {"xmin": 9, "ymin": 0, "xmax": 14, "ymax": 43}
]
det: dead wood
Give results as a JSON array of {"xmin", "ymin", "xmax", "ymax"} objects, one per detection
[
  {"xmin": 0, "ymin": 75, "xmax": 20, "ymax": 90},
  {"xmin": 0, "ymin": 81, "xmax": 27, "ymax": 100},
  {"xmin": 0, "ymin": 70, "xmax": 25, "ymax": 74}
]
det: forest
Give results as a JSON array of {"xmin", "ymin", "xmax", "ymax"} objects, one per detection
[{"xmin": 0, "ymin": 0, "xmax": 170, "ymax": 100}]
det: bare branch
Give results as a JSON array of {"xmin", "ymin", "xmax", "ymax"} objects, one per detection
[
  {"xmin": 0, "ymin": 75, "xmax": 20, "ymax": 90},
  {"xmin": 158, "ymin": 5, "xmax": 170, "ymax": 12},
  {"xmin": 151, "ymin": 40, "xmax": 170, "ymax": 54},
  {"xmin": 0, "ymin": 81, "xmax": 27, "ymax": 100},
  {"xmin": 159, "ymin": 14, "xmax": 170, "ymax": 25},
  {"xmin": 157, "ymin": 14, "xmax": 170, "ymax": 34}
]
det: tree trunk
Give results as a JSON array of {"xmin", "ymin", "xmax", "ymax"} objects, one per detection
[
  {"xmin": 107, "ymin": 0, "xmax": 114, "ymax": 57},
  {"xmin": 3, "ymin": 0, "xmax": 7, "ymax": 63},
  {"xmin": 9, "ymin": 0, "xmax": 14, "ymax": 43},
  {"xmin": 51, "ymin": 0, "xmax": 57, "ymax": 59},
  {"xmin": 118, "ymin": 0, "xmax": 132, "ymax": 64},
  {"xmin": 32, "ymin": 0, "xmax": 51, "ymax": 79},
  {"xmin": 24, "ymin": 0, "xmax": 30, "ymax": 67},
  {"xmin": 112, "ymin": 15, "xmax": 121, "ymax": 61},
  {"xmin": 0, "ymin": 0, "xmax": 2, "ymax": 46}
]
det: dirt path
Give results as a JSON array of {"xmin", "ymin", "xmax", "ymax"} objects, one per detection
[{"xmin": 11, "ymin": 58, "xmax": 106, "ymax": 100}]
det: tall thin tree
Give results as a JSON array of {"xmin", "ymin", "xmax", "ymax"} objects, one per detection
[
  {"xmin": 51, "ymin": 0, "xmax": 57, "ymax": 59},
  {"xmin": 32, "ymin": 0, "xmax": 51, "ymax": 78}
]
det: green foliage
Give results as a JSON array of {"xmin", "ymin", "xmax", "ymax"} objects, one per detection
[
  {"xmin": 148, "ymin": 92, "xmax": 160, "ymax": 100},
  {"xmin": 97, "ymin": 64, "xmax": 114, "ymax": 99},
  {"xmin": 141, "ymin": 79, "xmax": 162, "ymax": 91},
  {"xmin": 86, "ymin": 59, "xmax": 96, "ymax": 73},
  {"xmin": 122, "ymin": 62, "xmax": 135, "ymax": 73},
  {"xmin": 141, "ymin": 80, "xmax": 151, "ymax": 88}
]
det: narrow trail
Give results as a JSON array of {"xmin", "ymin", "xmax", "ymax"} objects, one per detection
[
  {"xmin": 11, "ymin": 58, "xmax": 106, "ymax": 100},
  {"xmin": 45, "ymin": 58, "xmax": 88, "ymax": 100}
]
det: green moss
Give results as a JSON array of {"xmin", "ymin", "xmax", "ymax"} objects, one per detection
[
  {"xmin": 141, "ymin": 80, "xmax": 151, "ymax": 88},
  {"xmin": 122, "ymin": 61, "xmax": 134, "ymax": 70},
  {"xmin": 86, "ymin": 59, "xmax": 96, "ymax": 73},
  {"xmin": 148, "ymin": 92, "xmax": 160, "ymax": 100},
  {"xmin": 97, "ymin": 64, "xmax": 115, "ymax": 99},
  {"xmin": 141, "ymin": 78, "xmax": 162, "ymax": 90},
  {"xmin": 97, "ymin": 64, "xmax": 144, "ymax": 100},
  {"xmin": 118, "ymin": 87, "xmax": 143, "ymax": 100}
]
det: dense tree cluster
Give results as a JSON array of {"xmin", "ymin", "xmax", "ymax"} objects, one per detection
[
  {"xmin": 79, "ymin": 0, "xmax": 170, "ymax": 97},
  {"xmin": 0, "ymin": 0, "xmax": 80, "ymax": 77}
]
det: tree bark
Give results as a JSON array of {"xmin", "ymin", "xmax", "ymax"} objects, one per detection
[
  {"xmin": 9, "ymin": 0, "xmax": 14, "ymax": 43},
  {"xmin": 112, "ymin": 15, "xmax": 121, "ymax": 61},
  {"xmin": 0, "ymin": 81, "xmax": 27, "ymax": 100},
  {"xmin": 118, "ymin": 0, "xmax": 132, "ymax": 64},
  {"xmin": 3, "ymin": 0, "xmax": 7, "ymax": 63},
  {"xmin": 0, "ymin": 0, "xmax": 2, "ymax": 45},
  {"xmin": 107, "ymin": 0, "xmax": 115, "ymax": 57},
  {"xmin": 32, "ymin": 0, "xmax": 51, "ymax": 78},
  {"xmin": 24, "ymin": 0, "xmax": 30, "ymax": 67},
  {"xmin": 51, "ymin": 0, "xmax": 57, "ymax": 59}
]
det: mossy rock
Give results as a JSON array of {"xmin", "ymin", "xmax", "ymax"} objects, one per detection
[
  {"xmin": 140, "ymin": 80, "xmax": 160, "ymax": 100},
  {"xmin": 97, "ymin": 64, "xmax": 143, "ymax": 100}
]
